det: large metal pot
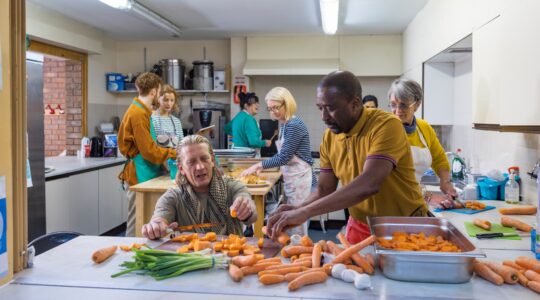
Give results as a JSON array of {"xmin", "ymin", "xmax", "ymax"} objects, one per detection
[
  {"xmin": 192, "ymin": 60, "xmax": 214, "ymax": 91},
  {"xmin": 159, "ymin": 59, "xmax": 185, "ymax": 90}
]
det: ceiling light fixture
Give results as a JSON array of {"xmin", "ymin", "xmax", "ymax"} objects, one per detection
[
  {"xmin": 319, "ymin": 0, "xmax": 339, "ymax": 35},
  {"xmin": 99, "ymin": 0, "xmax": 183, "ymax": 37}
]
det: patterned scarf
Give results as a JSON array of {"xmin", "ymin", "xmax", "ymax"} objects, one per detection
[{"xmin": 176, "ymin": 170, "xmax": 243, "ymax": 236}]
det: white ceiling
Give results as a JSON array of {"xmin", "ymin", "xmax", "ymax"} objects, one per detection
[{"xmin": 28, "ymin": 0, "xmax": 428, "ymax": 40}]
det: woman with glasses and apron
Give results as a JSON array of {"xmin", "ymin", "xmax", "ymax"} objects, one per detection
[
  {"xmin": 152, "ymin": 85, "xmax": 184, "ymax": 150},
  {"xmin": 388, "ymin": 79, "xmax": 457, "ymax": 203},
  {"xmin": 241, "ymin": 87, "xmax": 317, "ymax": 236}
]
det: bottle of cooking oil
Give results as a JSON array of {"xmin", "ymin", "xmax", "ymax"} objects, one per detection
[{"xmin": 504, "ymin": 172, "xmax": 519, "ymax": 204}]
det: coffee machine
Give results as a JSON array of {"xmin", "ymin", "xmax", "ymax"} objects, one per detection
[{"xmin": 192, "ymin": 108, "xmax": 226, "ymax": 149}]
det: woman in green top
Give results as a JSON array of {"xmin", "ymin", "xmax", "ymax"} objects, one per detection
[{"xmin": 225, "ymin": 92, "xmax": 271, "ymax": 149}]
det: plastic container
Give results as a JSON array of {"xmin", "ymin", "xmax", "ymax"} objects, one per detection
[
  {"xmin": 477, "ymin": 177, "xmax": 508, "ymax": 200},
  {"xmin": 451, "ymin": 149, "xmax": 465, "ymax": 181},
  {"xmin": 168, "ymin": 159, "xmax": 178, "ymax": 180},
  {"xmin": 106, "ymin": 73, "xmax": 125, "ymax": 91},
  {"xmin": 504, "ymin": 173, "xmax": 519, "ymax": 204}
]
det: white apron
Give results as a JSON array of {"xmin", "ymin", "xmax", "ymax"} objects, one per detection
[
  {"xmin": 276, "ymin": 136, "xmax": 313, "ymax": 236},
  {"xmin": 410, "ymin": 128, "xmax": 432, "ymax": 182}
]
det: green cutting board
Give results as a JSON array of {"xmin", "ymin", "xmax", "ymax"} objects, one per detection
[{"xmin": 464, "ymin": 222, "xmax": 521, "ymax": 240}]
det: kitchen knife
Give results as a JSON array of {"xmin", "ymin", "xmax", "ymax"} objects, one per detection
[{"xmin": 476, "ymin": 232, "xmax": 520, "ymax": 239}]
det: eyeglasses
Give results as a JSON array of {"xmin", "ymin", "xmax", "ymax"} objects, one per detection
[
  {"xmin": 388, "ymin": 101, "xmax": 416, "ymax": 111},
  {"xmin": 266, "ymin": 104, "xmax": 283, "ymax": 112}
]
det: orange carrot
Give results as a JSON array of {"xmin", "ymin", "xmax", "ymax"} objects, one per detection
[
  {"xmin": 516, "ymin": 256, "xmax": 540, "ymax": 273},
  {"xmin": 229, "ymin": 264, "xmax": 243, "ymax": 282},
  {"xmin": 193, "ymin": 240, "xmax": 212, "ymax": 252},
  {"xmin": 290, "ymin": 255, "xmax": 298, "ymax": 262},
  {"xmin": 230, "ymin": 209, "xmax": 237, "ymax": 218},
  {"xmin": 500, "ymin": 216, "xmax": 533, "ymax": 232},
  {"xmin": 259, "ymin": 274, "xmax": 285, "ymax": 285},
  {"xmin": 284, "ymin": 246, "xmax": 314, "ymax": 257},
  {"xmin": 312, "ymin": 243, "xmax": 322, "ymax": 268},
  {"xmin": 299, "ymin": 253, "xmax": 312, "ymax": 258},
  {"xmin": 241, "ymin": 262, "xmax": 281, "ymax": 275},
  {"xmin": 277, "ymin": 232, "xmax": 291, "ymax": 246},
  {"xmin": 498, "ymin": 206, "xmax": 537, "ymax": 215},
  {"xmin": 322, "ymin": 263, "xmax": 333, "ymax": 276},
  {"xmin": 301, "ymin": 235, "xmax": 314, "ymax": 247},
  {"xmin": 258, "ymin": 238, "xmax": 264, "ymax": 248},
  {"xmin": 256, "ymin": 257, "xmax": 282, "ymax": 264},
  {"xmin": 365, "ymin": 253, "xmax": 375, "ymax": 268},
  {"xmin": 259, "ymin": 266, "xmax": 306, "ymax": 276},
  {"xmin": 484, "ymin": 261, "xmax": 519, "ymax": 284},
  {"xmin": 325, "ymin": 241, "xmax": 352, "ymax": 265},
  {"xmin": 266, "ymin": 261, "xmax": 311, "ymax": 270},
  {"xmin": 227, "ymin": 250, "xmax": 240, "ymax": 257},
  {"xmin": 528, "ymin": 281, "xmax": 540, "ymax": 294},
  {"xmin": 176, "ymin": 245, "xmax": 190, "ymax": 253},
  {"xmin": 232, "ymin": 254, "xmax": 258, "ymax": 268},
  {"xmin": 332, "ymin": 235, "xmax": 376, "ymax": 264},
  {"xmin": 91, "ymin": 245, "xmax": 117, "ymax": 264},
  {"xmin": 524, "ymin": 269, "xmax": 540, "ymax": 282},
  {"xmin": 502, "ymin": 260, "xmax": 525, "ymax": 272},
  {"xmin": 473, "ymin": 218, "xmax": 491, "ymax": 230},
  {"xmin": 473, "ymin": 260, "xmax": 504, "ymax": 285},
  {"xmin": 336, "ymin": 232, "xmax": 373, "ymax": 274},
  {"xmin": 288, "ymin": 271, "xmax": 328, "ymax": 291},
  {"xmin": 255, "ymin": 253, "xmax": 265, "ymax": 260},
  {"xmin": 345, "ymin": 264, "xmax": 364, "ymax": 273},
  {"xmin": 119, "ymin": 245, "xmax": 131, "ymax": 252},
  {"xmin": 284, "ymin": 268, "xmax": 324, "ymax": 282}
]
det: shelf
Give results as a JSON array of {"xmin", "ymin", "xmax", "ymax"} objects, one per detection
[{"xmin": 108, "ymin": 89, "xmax": 230, "ymax": 95}]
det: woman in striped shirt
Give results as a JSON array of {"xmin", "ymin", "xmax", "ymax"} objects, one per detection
[
  {"xmin": 241, "ymin": 87, "xmax": 316, "ymax": 236},
  {"xmin": 152, "ymin": 84, "xmax": 184, "ymax": 148}
]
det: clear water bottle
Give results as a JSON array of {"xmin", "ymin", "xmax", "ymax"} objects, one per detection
[{"xmin": 504, "ymin": 172, "xmax": 519, "ymax": 204}]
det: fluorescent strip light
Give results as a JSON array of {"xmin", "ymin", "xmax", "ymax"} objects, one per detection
[
  {"xmin": 320, "ymin": 0, "xmax": 339, "ymax": 35},
  {"xmin": 99, "ymin": 0, "xmax": 183, "ymax": 37}
]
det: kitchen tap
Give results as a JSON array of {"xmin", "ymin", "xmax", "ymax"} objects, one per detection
[{"xmin": 527, "ymin": 158, "xmax": 539, "ymax": 179}]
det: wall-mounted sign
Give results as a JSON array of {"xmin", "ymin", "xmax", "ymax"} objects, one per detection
[{"xmin": 233, "ymin": 75, "xmax": 250, "ymax": 105}]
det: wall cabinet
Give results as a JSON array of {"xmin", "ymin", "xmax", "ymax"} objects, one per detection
[{"xmin": 45, "ymin": 165, "xmax": 127, "ymax": 235}]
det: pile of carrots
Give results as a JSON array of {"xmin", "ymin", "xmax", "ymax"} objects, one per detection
[
  {"xmin": 227, "ymin": 232, "xmax": 376, "ymax": 291},
  {"xmin": 172, "ymin": 232, "xmax": 264, "ymax": 257},
  {"xmin": 473, "ymin": 256, "xmax": 540, "ymax": 294}
]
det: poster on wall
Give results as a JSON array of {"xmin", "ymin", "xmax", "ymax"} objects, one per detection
[
  {"xmin": 233, "ymin": 75, "xmax": 250, "ymax": 105},
  {"xmin": 0, "ymin": 176, "xmax": 7, "ymax": 280}
]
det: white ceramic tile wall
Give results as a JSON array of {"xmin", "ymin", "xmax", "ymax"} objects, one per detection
[{"xmin": 249, "ymin": 75, "xmax": 397, "ymax": 151}]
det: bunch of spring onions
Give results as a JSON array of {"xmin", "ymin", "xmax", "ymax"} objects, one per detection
[{"xmin": 111, "ymin": 248, "xmax": 228, "ymax": 280}]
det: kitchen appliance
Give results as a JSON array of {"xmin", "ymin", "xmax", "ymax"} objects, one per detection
[
  {"xmin": 192, "ymin": 108, "xmax": 224, "ymax": 149},
  {"xmin": 260, "ymin": 119, "xmax": 279, "ymax": 157},
  {"xmin": 192, "ymin": 60, "xmax": 214, "ymax": 90},
  {"xmin": 26, "ymin": 57, "xmax": 46, "ymax": 241},
  {"xmin": 90, "ymin": 136, "xmax": 103, "ymax": 157},
  {"xmin": 159, "ymin": 59, "xmax": 185, "ymax": 90}
]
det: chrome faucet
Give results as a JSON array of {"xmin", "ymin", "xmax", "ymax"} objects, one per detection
[
  {"xmin": 446, "ymin": 151, "xmax": 469, "ymax": 182},
  {"xmin": 527, "ymin": 158, "xmax": 539, "ymax": 179}
]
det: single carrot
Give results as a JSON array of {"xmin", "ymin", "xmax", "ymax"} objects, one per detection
[
  {"xmin": 336, "ymin": 232, "xmax": 373, "ymax": 274},
  {"xmin": 301, "ymin": 235, "xmax": 314, "ymax": 247},
  {"xmin": 483, "ymin": 261, "xmax": 519, "ymax": 284},
  {"xmin": 345, "ymin": 264, "xmax": 364, "ymax": 273},
  {"xmin": 119, "ymin": 245, "xmax": 131, "ymax": 252},
  {"xmin": 473, "ymin": 218, "xmax": 491, "ymax": 231},
  {"xmin": 325, "ymin": 241, "xmax": 352, "ymax": 265},
  {"xmin": 241, "ymin": 262, "xmax": 281, "ymax": 275},
  {"xmin": 528, "ymin": 281, "xmax": 540, "ymax": 294},
  {"xmin": 524, "ymin": 269, "xmax": 540, "ymax": 282},
  {"xmin": 227, "ymin": 250, "xmax": 240, "ymax": 257},
  {"xmin": 498, "ymin": 206, "xmax": 537, "ymax": 215},
  {"xmin": 502, "ymin": 260, "xmax": 525, "ymax": 272},
  {"xmin": 255, "ymin": 254, "xmax": 265, "ymax": 260},
  {"xmin": 259, "ymin": 266, "xmax": 306, "ymax": 276},
  {"xmin": 284, "ymin": 246, "xmax": 314, "ymax": 257},
  {"xmin": 332, "ymin": 235, "xmax": 376, "ymax": 264},
  {"xmin": 473, "ymin": 260, "xmax": 504, "ymax": 285},
  {"xmin": 516, "ymin": 256, "xmax": 540, "ymax": 273},
  {"xmin": 256, "ymin": 257, "xmax": 282, "ymax": 264},
  {"xmin": 500, "ymin": 216, "xmax": 533, "ymax": 232},
  {"xmin": 365, "ymin": 253, "xmax": 375, "ymax": 268},
  {"xmin": 265, "ymin": 262, "xmax": 310, "ymax": 270},
  {"xmin": 293, "ymin": 256, "xmax": 312, "ymax": 263},
  {"xmin": 322, "ymin": 263, "xmax": 333, "ymax": 276},
  {"xmin": 259, "ymin": 274, "xmax": 285, "ymax": 285},
  {"xmin": 515, "ymin": 270, "xmax": 529, "ymax": 287},
  {"xmin": 284, "ymin": 268, "xmax": 324, "ymax": 282},
  {"xmin": 288, "ymin": 271, "xmax": 328, "ymax": 291},
  {"xmin": 317, "ymin": 240, "xmax": 328, "ymax": 253},
  {"xmin": 229, "ymin": 263, "xmax": 243, "ymax": 282},
  {"xmin": 312, "ymin": 243, "xmax": 322, "ymax": 268},
  {"xmin": 232, "ymin": 254, "xmax": 258, "ymax": 268},
  {"xmin": 299, "ymin": 253, "xmax": 312, "ymax": 258},
  {"xmin": 277, "ymin": 232, "xmax": 291, "ymax": 246},
  {"xmin": 258, "ymin": 238, "xmax": 264, "ymax": 248},
  {"xmin": 230, "ymin": 209, "xmax": 237, "ymax": 218},
  {"xmin": 91, "ymin": 245, "xmax": 117, "ymax": 264}
]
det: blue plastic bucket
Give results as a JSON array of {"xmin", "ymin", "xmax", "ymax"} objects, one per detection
[
  {"xmin": 168, "ymin": 159, "xmax": 178, "ymax": 180},
  {"xmin": 477, "ymin": 177, "xmax": 508, "ymax": 200}
]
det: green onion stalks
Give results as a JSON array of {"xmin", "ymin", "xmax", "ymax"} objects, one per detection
[{"xmin": 111, "ymin": 249, "xmax": 229, "ymax": 280}]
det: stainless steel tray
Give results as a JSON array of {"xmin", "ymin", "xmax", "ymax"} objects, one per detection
[{"xmin": 367, "ymin": 216, "xmax": 485, "ymax": 283}]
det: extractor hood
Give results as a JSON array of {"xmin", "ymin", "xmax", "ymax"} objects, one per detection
[{"xmin": 243, "ymin": 58, "xmax": 339, "ymax": 75}]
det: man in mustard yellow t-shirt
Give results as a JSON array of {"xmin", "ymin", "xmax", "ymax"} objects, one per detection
[{"xmin": 267, "ymin": 71, "xmax": 427, "ymax": 243}]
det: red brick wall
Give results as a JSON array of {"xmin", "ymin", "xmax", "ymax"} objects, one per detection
[{"xmin": 43, "ymin": 57, "xmax": 83, "ymax": 157}]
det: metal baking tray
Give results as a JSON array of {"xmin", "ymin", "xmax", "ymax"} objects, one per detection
[{"xmin": 367, "ymin": 216, "xmax": 485, "ymax": 283}]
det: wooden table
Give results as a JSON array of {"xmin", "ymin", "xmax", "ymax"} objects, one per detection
[{"xmin": 130, "ymin": 171, "xmax": 282, "ymax": 238}]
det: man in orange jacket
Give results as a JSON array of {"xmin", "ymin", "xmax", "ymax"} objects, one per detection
[{"xmin": 118, "ymin": 72, "xmax": 176, "ymax": 236}]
